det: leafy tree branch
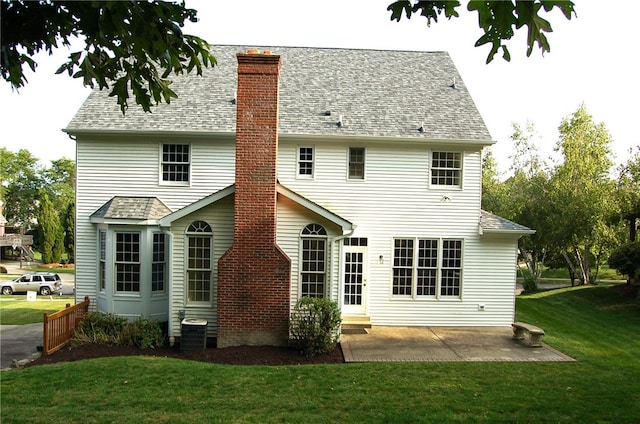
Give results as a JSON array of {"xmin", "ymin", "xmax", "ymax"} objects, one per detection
[
  {"xmin": 388, "ymin": 0, "xmax": 576, "ymax": 63},
  {"xmin": 1, "ymin": 0, "xmax": 216, "ymax": 113}
]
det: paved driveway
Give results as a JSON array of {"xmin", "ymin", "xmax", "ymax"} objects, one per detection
[
  {"xmin": 0, "ymin": 323, "xmax": 42, "ymax": 370},
  {"xmin": 341, "ymin": 326, "xmax": 574, "ymax": 362}
]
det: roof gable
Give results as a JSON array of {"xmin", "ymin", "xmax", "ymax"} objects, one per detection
[
  {"xmin": 158, "ymin": 184, "xmax": 353, "ymax": 233},
  {"xmin": 66, "ymin": 46, "xmax": 492, "ymax": 143}
]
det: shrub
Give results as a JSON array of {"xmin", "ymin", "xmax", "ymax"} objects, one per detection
[
  {"xmin": 608, "ymin": 242, "xmax": 640, "ymax": 284},
  {"xmin": 73, "ymin": 312, "xmax": 164, "ymax": 349},
  {"xmin": 120, "ymin": 317, "xmax": 165, "ymax": 349},
  {"xmin": 289, "ymin": 297, "xmax": 341, "ymax": 357},
  {"xmin": 521, "ymin": 272, "xmax": 539, "ymax": 293},
  {"xmin": 73, "ymin": 312, "xmax": 127, "ymax": 345}
]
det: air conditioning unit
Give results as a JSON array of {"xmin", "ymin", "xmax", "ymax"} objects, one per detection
[{"xmin": 181, "ymin": 318, "xmax": 208, "ymax": 353}]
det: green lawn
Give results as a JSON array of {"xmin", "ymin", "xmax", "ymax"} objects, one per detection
[
  {"xmin": 1, "ymin": 285, "xmax": 639, "ymax": 423},
  {"xmin": 0, "ymin": 296, "xmax": 76, "ymax": 325}
]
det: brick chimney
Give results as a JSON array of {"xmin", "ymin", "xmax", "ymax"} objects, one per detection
[{"xmin": 217, "ymin": 50, "xmax": 291, "ymax": 348}]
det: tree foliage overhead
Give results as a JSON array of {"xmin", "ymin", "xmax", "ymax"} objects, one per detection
[
  {"xmin": 1, "ymin": 0, "xmax": 216, "ymax": 113},
  {"xmin": 3, "ymin": 1, "xmax": 576, "ymax": 113},
  {"xmin": 388, "ymin": 0, "xmax": 576, "ymax": 63}
]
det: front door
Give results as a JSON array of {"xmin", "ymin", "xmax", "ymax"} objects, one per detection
[{"xmin": 342, "ymin": 246, "xmax": 367, "ymax": 315}]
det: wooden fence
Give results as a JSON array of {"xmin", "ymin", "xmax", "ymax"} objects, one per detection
[{"xmin": 43, "ymin": 296, "xmax": 91, "ymax": 356}]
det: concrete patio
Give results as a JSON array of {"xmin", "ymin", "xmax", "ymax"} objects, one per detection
[{"xmin": 341, "ymin": 326, "xmax": 575, "ymax": 363}]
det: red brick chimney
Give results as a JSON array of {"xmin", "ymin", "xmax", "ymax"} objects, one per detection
[{"xmin": 217, "ymin": 50, "xmax": 291, "ymax": 348}]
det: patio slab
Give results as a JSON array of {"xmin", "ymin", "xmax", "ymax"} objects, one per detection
[{"xmin": 340, "ymin": 326, "xmax": 575, "ymax": 363}]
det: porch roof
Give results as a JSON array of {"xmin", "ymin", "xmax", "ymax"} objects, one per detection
[
  {"xmin": 90, "ymin": 197, "xmax": 172, "ymax": 225},
  {"xmin": 479, "ymin": 210, "xmax": 535, "ymax": 236}
]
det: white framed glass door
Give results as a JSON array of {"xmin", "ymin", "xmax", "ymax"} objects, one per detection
[{"xmin": 342, "ymin": 246, "xmax": 367, "ymax": 315}]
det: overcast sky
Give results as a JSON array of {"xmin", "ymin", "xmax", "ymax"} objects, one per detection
[{"xmin": 2, "ymin": 0, "xmax": 638, "ymax": 175}]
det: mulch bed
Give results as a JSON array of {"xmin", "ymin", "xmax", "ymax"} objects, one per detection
[{"xmin": 27, "ymin": 342, "xmax": 345, "ymax": 367}]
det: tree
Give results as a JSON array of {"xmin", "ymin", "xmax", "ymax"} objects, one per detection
[
  {"xmin": 37, "ymin": 192, "xmax": 64, "ymax": 264},
  {"xmin": 614, "ymin": 147, "xmax": 640, "ymax": 242},
  {"xmin": 501, "ymin": 122, "xmax": 551, "ymax": 291},
  {"xmin": 481, "ymin": 149, "xmax": 507, "ymax": 215},
  {"xmin": 1, "ymin": 0, "xmax": 215, "ymax": 113},
  {"xmin": 547, "ymin": 105, "xmax": 616, "ymax": 285},
  {"xmin": 388, "ymin": 1, "xmax": 576, "ymax": 63},
  {"xmin": 62, "ymin": 202, "xmax": 75, "ymax": 263},
  {"xmin": 0, "ymin": 148, "xmax": 42, "ymax": 230},
  {"xmin": 42, "ymin": 158, "xmax": 76, "ymax": 262},
  {"xmin": 3, "ymin": 1, "xmax": 575, "ymax": 114},
  {"xmin": 608, "ymin": 242, "xmax": 640, "ymax": 285}
]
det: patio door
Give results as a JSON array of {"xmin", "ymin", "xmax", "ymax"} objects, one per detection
[{"xmin": 342, "ymin": 246, "xmax": 367, "ymax": 315}]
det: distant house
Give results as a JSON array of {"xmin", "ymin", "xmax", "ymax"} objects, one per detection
[{"xmin": 65, "ymin": 46, "xmax": 533, "ymax": 347}]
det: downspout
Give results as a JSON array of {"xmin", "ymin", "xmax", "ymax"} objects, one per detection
[{"xmin": 328, "ymin": 226, "xmax": 356, "ymax": 303}]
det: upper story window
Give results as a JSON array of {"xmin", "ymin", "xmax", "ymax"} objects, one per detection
[
  {"xmin": 431, "ymin": 151, "xmax": 462, "ymax": 187},
  {"xmin": 348, "ymin": 147, "xmax": 365, "ymax": 180},
  {"xmin": 115, "ymin": 232, "xmax": 140, "ymax": 293},
  {"xmin": 298, "ymin": 147, "xmax": 314, "ymax": 178},
  {"xmin": 161, "ymin": 144, "xmax": 190, "ymax": 183},
  {"xmin": 392, "ymin": 238, "xmax": 463, "ymax": 298}
]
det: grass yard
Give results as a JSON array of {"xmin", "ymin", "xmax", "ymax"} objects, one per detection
[
  {"xmin": 2, "ymin": 284, "xmax": 639, "ymax": 423},
  {"xmin": 0, "ymin": 296, "xmax": 76, "ymax": 325}
]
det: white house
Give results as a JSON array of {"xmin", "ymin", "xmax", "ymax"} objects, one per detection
[{"xmin": 65, "ymin": 46, "xmax": 533, "ymax": 347}]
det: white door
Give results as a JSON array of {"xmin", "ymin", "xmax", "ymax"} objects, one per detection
[{"xmin": 342, "ymin": 246, "xmax": 367, "ymax": 315}]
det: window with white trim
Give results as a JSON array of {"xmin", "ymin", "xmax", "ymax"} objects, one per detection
[
  {"xmin": 431, "ymin": 151, "xmax": 462, "ymax": 187},
  {"xmin": 152, "ymin": 233, "xmax": 166, "ymax": 292},
  {"xmin": 298, "ymin": 147, "xmax": 314, "ymax": 178},
  {"xmin": 115, "ymin": 232, "xmax": 140, "ymax": 292},
  {"xmin": 161, "ymin": 144, "xmax": 190, "ymax": 183},
  {"xmin": 300, "ymin": 224, "xmax": 327, "ymax": 298},
  {"xmin": 186, "ymin": 221, "xmax": 212, "ymax": 303},
  {"xmin": 392, "ymin": 238, "xmax": 462, "ymax": 298},
  {"xmin": 99, "ymin": 230, "xmax": 106, "ymax": 291},
  {"xmin": 348, "ymin": 147, "xmax": 365, "ymax": 180}
]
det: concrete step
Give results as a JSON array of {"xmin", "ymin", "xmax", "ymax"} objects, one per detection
[{"xmin": 342, "ymin": 316, "xmax": 371, "ymax": 334}]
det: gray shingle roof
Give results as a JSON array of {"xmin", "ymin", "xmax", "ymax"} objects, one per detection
[
  {"xmin": 66, "ymin": 46, "xmax": 492, "ymax": 142},
  {"xmin": 480, "ymin": 210, "xmax": 535, "ymax": 235},
  {"xmin": 91, "ymin": 197, "xmax": 172, "ymax": 220}
]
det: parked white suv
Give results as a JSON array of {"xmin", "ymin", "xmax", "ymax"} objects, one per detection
[{"xmin": 0, "ymin": 272, "xmax": 63, "ymax": 295}]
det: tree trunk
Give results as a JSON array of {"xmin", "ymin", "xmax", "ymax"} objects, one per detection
[
  {"xmin": 574, "ymin": 246, "xmax": 591, "ymax": 285},
  {"xmin": 563, "ymin": 251, "xmax": 578, "ymax": 287}
]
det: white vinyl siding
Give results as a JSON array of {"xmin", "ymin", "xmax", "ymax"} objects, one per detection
[
  {"xmin": 169, "ymin": 196, "xmax": 234, "ymax": 339},
  {"xmin": 76, "ymin": 131, "xmax": 520, "ymax": 329}
]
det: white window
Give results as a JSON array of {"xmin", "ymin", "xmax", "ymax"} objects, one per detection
[
  {"xmin": 348, "ymin": 147, "xmax": 365, "ymax": 180},
  {"xmin": 431, "ymin": 152, "xmax": 462, "ymax": 187},
  {"xmin": 99, "ymin": 230, "xmax": 106, "ymax": 291},
  {"xmin": 161, "ymin": 144, "xmax": 190, "ymax": 183},
  {"xmin": 300, "ymin": 223, "xmax": 327, "ymax": 298},
  {"xmin": 298, "ymin": 147, "xmax": 314, "ymax": 178},
  {"xmin": 152, "ymin": 233, "xmax": 166, "ymax": 292},
  {"xmin": 392, "ymin": 238, "xmax": 462, "ymax": 298},
  {"xmin": 115, "ymin": 232, "xmax": 140, "ymax": 292},
  {"xmin": 186, "ymin": 221, "xmax": 212, "ymax": 303}
]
